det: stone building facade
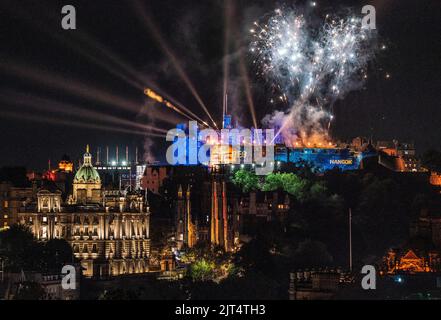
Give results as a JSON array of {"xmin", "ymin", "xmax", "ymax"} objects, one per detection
[{"xmin": 17, "ymin": 147, "xmax": 151, "ymax": 278}]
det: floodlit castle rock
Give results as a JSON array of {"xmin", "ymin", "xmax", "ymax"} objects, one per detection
[{"xmin": 18, "ymin": 146, "xmax": 151, "ymax": 278}]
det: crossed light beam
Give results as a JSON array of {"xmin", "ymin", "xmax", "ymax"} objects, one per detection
[
  {"xmin": 0, "ymin": 90, "xmax": 168, "ymax": 135},
  {"xmin": 133, "ymin": 0, "xmax": 218, "ymax": 129}
]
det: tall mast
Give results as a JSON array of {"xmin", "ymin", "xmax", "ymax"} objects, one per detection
[{"xmin": 349, "ymin": 208, "xmax": 353, "ymax": 272}]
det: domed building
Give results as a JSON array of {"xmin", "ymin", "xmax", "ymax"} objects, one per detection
[
  {"xmin": 18, "ymin": 145, "xmax": 151, "ymax": 278},
  {"xmin": 73, "ymin": 145, "xmax": 102, "ymax": 204}
]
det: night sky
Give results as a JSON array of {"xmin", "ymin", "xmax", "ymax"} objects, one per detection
[{"xmin": 0, "ymin": 0, "xmax": 440, "ymax": 170}]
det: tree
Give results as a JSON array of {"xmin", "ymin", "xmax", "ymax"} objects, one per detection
[
  {"xmin": 231, "ymin": 169, "xmax": 259, "ymax": 192},
  {"xmin": 0, "ymin": 224, "xmax": 42, "ymax": 272},
  {"xmin": 422, "ymin": 149, "xmax": 441, "ymax": 172},
  {"xmin": 261, "ymin": 173, "xmax": 307, "ymax": 199},
  {"xmin": 234, "ymin": 238, "xmax": 274, "ymax": 275},
  {"xmin": 98, "ymin": 288, "xmax": 140, "ymax": 300},
  {"xmin": 309, "ymin": 181, "xmax": 328, "ymax": 200},
  {"xmin": 182, "ymin": 243, "xmax": 233, "ymax": 282},
  {"xmin": 41, "ymin": 239, "xmax": 74, "ymax": 272},
  {"xmin": 14, "ymin": 281, "xmax": 45, "ymax": 300},
  {"xmin": 0, "ymin": 225, "xmax": 73, "ymax": 273},
  {"xmin": 188, "ymin": 259, "xmax": 216, "ymax": 282},
  {"xmin": 292, "ymin": 240, "xmax": 334, "ymax": 268}
]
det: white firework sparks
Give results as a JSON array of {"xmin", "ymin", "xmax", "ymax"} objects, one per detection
[{"xmin": 251, "ymin": 7, "xmax": 378, "ymax": 144}]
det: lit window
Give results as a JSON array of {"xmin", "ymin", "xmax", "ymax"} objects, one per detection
[
  {"xmin": 3, "ymin": 215, "xmax": 7, "ymax": 219},
  {"xmin": 43, "ymin": 216, "xmax": 47, "ymax": 222},
  {"xmin": 4, "ymin": 201, "xmax": 8, "ymax": 208}
]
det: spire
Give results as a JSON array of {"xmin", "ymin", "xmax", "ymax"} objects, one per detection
[
  {"xmin": 186, "ymin": 185, "xmax": 191, "ymax": 198},
  {"xmin": 83, "ymin": 145, "xmax": 92, "ymax": 166}
]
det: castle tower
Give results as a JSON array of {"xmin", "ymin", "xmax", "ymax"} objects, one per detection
[
  {"xmin": 176, "ymin": 184, "xmax": 196, "ymax": 249},
  {"xmin": 176, "ymin": 185, "xmax": 184, "ymax": 249},
  {"xmin": 210, "ymin": 175, "xmax": 231, "ymax": 251},
  {"xmin": 186, "ymin": 185, "xmax": 196, "ymax": 248}
]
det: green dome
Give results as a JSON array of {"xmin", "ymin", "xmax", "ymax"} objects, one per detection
[
  {"xmin": 74, "ymin": 150, "xmax": 101, "ymax": 183},
  {"xmin": 74, "ymin": 164, "xmax": 100, "ymax": 183}
]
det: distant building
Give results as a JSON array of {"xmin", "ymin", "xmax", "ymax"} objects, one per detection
[
  {"xmin": 42, "ymin": 155, "xmax": 75, "ymax": 194},
  {"xmin": 57, "ymin": 155, "xmax": 74, "ymax": 173},
  {"xmin": 210, "ymin": 170, "xmax": 240, "ymax": 252},
  {"xmin": 93, "ymin": 146, "xmax": 143, "ymax": 190},
  {"xmin": 430, "ymin": 172, "xmax": 441, "ymax": 192},
  {"xmin": 288, "ymin": 269, "xmax": 347, "ymax": 300},
  {"xmin": 18, "ymin": 146, "xmax": 151, "ymax": 278},
  {"xmin": 141, "ymin": 166, "xmax": 170, "ymax": 194},
  {"xmin": 165, "ymin": 166, "xmax": 240, "ymax": 252},
  {"xmin": 382, "ymin": 209, "xmax": 441, "ymax": 274},
  {"xmin": 0, "ymin": 182, "xmax": 34, "ymax": 230},
  {"xmin": 175, "ymin": 185, "xmax": 197, "ymax": 250},
  {"xmin": 384, "ymin": 249, "xmax": 437, "ymax": 274},
  {"xmin": 377, "ymin": 140, "xmax": 422, "ymax": 172},
  {"xmin": 238, "ymin": 191, "xmax": 290, "ymax": 220},
  {"xmin": 2, "ymin": 267, "xmax": 81, "ymax": 300}
]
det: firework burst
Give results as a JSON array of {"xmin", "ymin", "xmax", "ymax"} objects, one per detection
[{"xmin": 251, "ymin": 7, "xmax": 378, "ymax": 145}]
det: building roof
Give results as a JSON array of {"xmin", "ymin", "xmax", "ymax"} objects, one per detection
[
  {"xmin": 74, "ymin": 146, "xmax": 101, "ymax": 184},
  {"xmin": 74, "ymin": 165, "xmax": 100, "ymax": 183}
]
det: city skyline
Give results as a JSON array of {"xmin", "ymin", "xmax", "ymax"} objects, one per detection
[
  {"xmin": 0, "ymin": 0, "xmax": 441, "ymax": 303},
  {"xmin": 0, "ymin": 0, "xmax": 439, "ymax": 169}
]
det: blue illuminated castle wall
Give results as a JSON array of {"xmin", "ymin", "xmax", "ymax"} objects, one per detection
[
  {"xmin": 173, "ymin": 120, "xmax": 377, "ymax": 172},
  {"xmin": 275, "ymin": 146, "xmax": 366, "ymax": 171}
]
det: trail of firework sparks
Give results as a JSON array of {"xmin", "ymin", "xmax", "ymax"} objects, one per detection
[{"xmin": 250, "ymin": 7, "xmax": 378, "ymax": 142}]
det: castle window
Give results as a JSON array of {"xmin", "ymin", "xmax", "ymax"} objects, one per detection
[
  {"xmin": 43, "ymin": 216, "xmax": 47, "ymax": 222},
  {"xmin": 42, "ymin": 226, "xmax": 47, "ymax": 239}
]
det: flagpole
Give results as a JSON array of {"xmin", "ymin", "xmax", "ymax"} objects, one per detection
[{"xmin": 349, "ymin": 208, "xmax": 353, "ymax": 272}]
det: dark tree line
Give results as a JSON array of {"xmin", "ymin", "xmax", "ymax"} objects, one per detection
[{"xmin": 0, "ymin": 224, "xmax": 74, "ymax": 273}]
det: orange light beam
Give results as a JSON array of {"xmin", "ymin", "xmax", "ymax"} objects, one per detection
[
  {"xmin": 1, "ymin": 91, "xmax": 168, "ymax": 134},
  {"xmin": 0, "ymin": 62, "xmax": 180, "ymax": 125}
]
